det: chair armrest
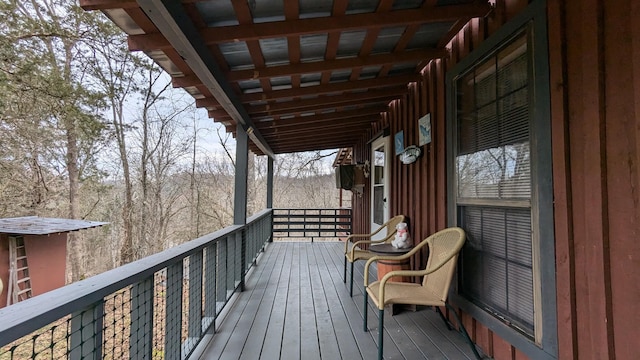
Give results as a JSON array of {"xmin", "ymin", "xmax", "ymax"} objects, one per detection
[
  {"xmin": 344, "ymin": 233, "xmax": 372, "ymax": 254},
  {"xmin": 362, "ymin": 239, "xmax": 431, "ymax": 283},
  {"xmin": 363, "ymin": 254, "xmax": 410, "ymax": 286},
  {"xmin": 374, "ymin": 253, "xmax": 460, "ymax": 307},
  {"xmin": 353, "ymin": 231, "xmax": 395, "ymax": 250},
  {"xmin": 349, "ymin": 235, "xmax": 392, "ymax": 259},
  {"xmin": 375, "ymin": 268, "xmax": 428, "ymax": 306},
  {"xmin": 349, "ymin": 239, "xmax": 373, "ymax": 259}
]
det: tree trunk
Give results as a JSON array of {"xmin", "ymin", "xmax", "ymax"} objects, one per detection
[
  {"xmin": 65, "ymin": 119, "xmax": 83, "ymax": 282},
  {"xmin": 115, "ymin": 102, "xmax": 135, "ymax": 264}
]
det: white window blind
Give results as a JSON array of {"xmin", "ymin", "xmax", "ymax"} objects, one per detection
[{"xmin": 454, "ymin": 32, "xmax": 535, "ymax": 337}]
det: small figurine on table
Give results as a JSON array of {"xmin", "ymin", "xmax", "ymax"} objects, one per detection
[{"xmin": 391, "ymin": 222, "xmax": 412, "ymax": 249}]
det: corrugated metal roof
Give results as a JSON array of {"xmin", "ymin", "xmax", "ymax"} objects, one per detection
[
  {"xmin": 0, "ymin": 217, "xmax": 108, "ymax": 236},
  {"xmin": 80, "ymin": 0, "xmax": 492, "ymax": 155}
]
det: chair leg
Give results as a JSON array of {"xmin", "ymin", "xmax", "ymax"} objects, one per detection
[
  {"xmin": 343, "ymin": 258, "xmax": 347, "ymax": 283},
  {"xmin": 444, "ymin": 302, "xmax": 482, "ymax": 360},
  {"xmin": 378, "ymin": 308, "xmax": 384, "ymax": 360},
  {"xmin": 363, "ymin": 291, "xmax": 369, "ymax": 332},
  {"xmin": 349, "ymin": 261, "xmax": 354, "ymax": 297},
  {"xmin": 435, "ymin": 306, "xmax": 453, "ymax": 331}
]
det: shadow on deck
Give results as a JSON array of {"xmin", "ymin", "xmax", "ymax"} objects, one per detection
[{"xmin": 197, "ymin": 241, "xmax": 481, "ymax": 360}]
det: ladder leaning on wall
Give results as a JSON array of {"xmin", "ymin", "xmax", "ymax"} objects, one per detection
[{"xmin": 6, "ymin": 236, "xmax": 33, "ymax": 306}]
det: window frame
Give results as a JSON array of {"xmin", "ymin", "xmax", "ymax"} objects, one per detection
[{"xmin": 446, "ymin": 1, "xmax": 557, "ymax": 359}]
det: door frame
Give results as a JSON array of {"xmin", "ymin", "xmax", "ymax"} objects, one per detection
[{"xmin": 371, "ymin": 135, "xmax": 391, "ymax": 240}]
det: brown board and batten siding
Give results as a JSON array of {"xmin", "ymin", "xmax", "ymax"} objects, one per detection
[
  {"xmin": 351, "ymin": 0, "xmax": 640, "ymax": 359},
  {"xmin": 549, "ymin": 1, "xmax": 640, "ymax": 359}
]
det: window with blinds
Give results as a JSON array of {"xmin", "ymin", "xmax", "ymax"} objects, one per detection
[{"xmin": 454, "ymin": 31, "xmax": 536, "ymax": 337}]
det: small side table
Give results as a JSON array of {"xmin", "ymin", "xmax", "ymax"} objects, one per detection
[
  {"xmin": 369, "ymin": 244, "xmax": 413, "ymax": 282},
  {"xmin": 369, "ymin": 244, "xmax": 414, "ymax": 314}
]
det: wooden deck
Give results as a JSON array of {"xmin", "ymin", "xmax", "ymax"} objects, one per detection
[{"xmin": 198, "ymin": 241, "xmax": 481, "ymax": 360}]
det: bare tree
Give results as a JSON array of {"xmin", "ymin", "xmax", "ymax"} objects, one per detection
[
  {"xmin": 1, "ymin": 0, "xmax": 108, "ymax": 280},
  {"xmin": 85, "ymin": 17, "xmax": 148, "ymax": 265},
  {"xmin": 135, "ymin": 74, "xmax": 193, "ymax": 254}
]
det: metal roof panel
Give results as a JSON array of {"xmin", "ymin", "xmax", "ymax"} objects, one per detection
[
  {"xmin": 300, "ymin": 34, "xmax": 328, "ymax": 62},
  {"xmin": 218, "ymin": 42, "xmax": 254, "ymax": 70},
  {"xmin": 259, "ymin": 38, "xmax": 290, "ymax": 66},
  {"xmin": 371, "ymin": 26, "xmax": 406, "ymax": 54},
  {"xmin": 337, "ymin": 30, "xmax": 367, "ymax": 58},
  {"xmin": 406, "ymin": 21, "xmax": 456, "ymax": 49},
  {"xmin": 299, "ymin": 0, "xmax": 333, "ymax": 19},
  {"xmin": 0, "ymin": 217, "xmax": 108, "ymax": 236},
  {"xmin": 196, "ymin": 1, "xmax": 238, "ymax": 27}
]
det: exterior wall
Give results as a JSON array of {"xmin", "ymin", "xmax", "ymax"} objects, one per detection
[
  {"xmin": 0, "ymin": 234, "xmax": 67, "ymax": 309},
  {"xmin": 23, "ymin": 234, "xmax": 67, "ymax": 297},
  {"xmin": 353, "ymin": 0, "xmax": 640, "ymax": 359},
  {"xmin": 548, "ymin": 1, "xmax": 640, "ymax": 359}
]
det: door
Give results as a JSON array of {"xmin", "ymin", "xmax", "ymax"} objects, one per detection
[{"xmin": 371, "ymin": 136, "xmax": 390, "ymax": 240}]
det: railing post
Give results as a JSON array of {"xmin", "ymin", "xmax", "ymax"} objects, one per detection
[
  {"xmin": 227, "ymin": 236, "xmax": 235, "ymax": 294},
  {"xmin": 218, "ymin": 238, "xmax": 228, "ymax": 303},
  {"xmin": 251, "ymin": 222, "xmax": 257, "ymax": 265},
  {"xmin": 69, "ymin": 301, "xmax": 104, "ymax": 360},
  {"xmin": 269, "ymin": 209, "xmax": 273, "ymax": 243},
  {"xmin": 267, "ymin": 157, "xmax": 273, "ymax": 209},
  {"xmin": 239, "ymin": 230, "xmax": 246, "ymax": 291},
  {"xmin": 187, "ymin": 251, "xmax": 203, "ymax": 355},
  {"xmin": 203, "ymin": 243, "xmax": 217, "ymax": 333},
  {"xmin": 164, "ymin": 262, "xmax": 183, "ymax": 360},
  {"xmin": 130, "ymin": 277, "xmax": 153, "ymax": 360}
]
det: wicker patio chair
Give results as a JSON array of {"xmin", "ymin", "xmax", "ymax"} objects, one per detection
[
  {"xmin": 363, "ymin": 227, "xmax": 482, "ymax": 360},
  {"xmin": 343, "ymin": 214, "xmax": 406, "ymax": 297}
]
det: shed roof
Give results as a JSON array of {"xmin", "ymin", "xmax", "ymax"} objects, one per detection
[{"xmin": 0, "ymin": 217, "xmax": 109, "ymax": 236}]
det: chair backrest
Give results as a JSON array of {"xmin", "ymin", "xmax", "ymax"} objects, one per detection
[
  {"xmin": 421, "ymin": 227, "xmax": 466, "ymax": 302},
  {"xmin": 379, "ymin": 214, "xmax": 406, "ymax": 242}
]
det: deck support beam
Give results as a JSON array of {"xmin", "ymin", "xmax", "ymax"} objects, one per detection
[
  {"xmin": 267, "ymin": 157, "xmax": 274, "ymax": 243},
  {"xmin": 233, "ymin": 126, "xmax": 249, "ymax": 291}
]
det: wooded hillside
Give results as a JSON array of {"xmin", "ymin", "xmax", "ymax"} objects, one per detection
[{"xmin": 0, "ymin": 0, "xmax": 341, "ymax": 280}]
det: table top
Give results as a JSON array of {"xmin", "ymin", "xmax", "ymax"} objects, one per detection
[{"xmin": 369, "ymin": 243, "xmax": 413, "ymax": 255}]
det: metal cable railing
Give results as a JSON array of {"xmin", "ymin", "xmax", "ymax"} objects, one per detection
[{"xmin": 0, "ymin": 209, "xmax": 272, "ymax": 360}]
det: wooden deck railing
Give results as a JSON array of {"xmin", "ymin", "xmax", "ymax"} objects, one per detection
[
  {"xmin": 0, "ymin": 209, "xmax": 273, "ymax": 360},
  {"xmin": 272, "ymin": 208, "xmax": 352, "ymax": 242}
]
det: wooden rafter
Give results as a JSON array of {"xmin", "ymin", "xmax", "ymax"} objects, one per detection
[
  {"xmin": 256, "ymin": 107, "xmax": 385, "ymax": 128},
  {"xmin": 246, "ymin": 87, "xmax": 406, "ymax": 115},
  {"xmin": 240, "ymin": 74, "xmax": 420, "ymax": 102}
]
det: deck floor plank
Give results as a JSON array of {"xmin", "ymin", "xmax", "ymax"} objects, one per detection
[
  {"xmin": 299, "ymin": 243, "xmax": 322, "ymax": 360},
  {"xmin": 198, "ymin": 242, "xmax": 483, "ymax": 360},
  {"xmin": 238, "ymin": 244, "xmax": 287, "ymax": 360},
  {"xmin": 280, "ymin": 243, "xmax": 302, "ymax": 359},
  {"xmin": 307, "ymin": 245, "xmax": 343, "ymax": 360},
  {"xmin": 259, "ymin": 242, "xmax": 293, "ymax": 359},
  {"xmin": 412, "ymin": 306, "xmax": 479, "ymax": 359},
  {"xmin": 312, "ymin": 242, "xmax": 376, "ymax": 359},
  {"xmin": 204, "ymin": 240, "xmax": 281, "ymax": 359}
]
